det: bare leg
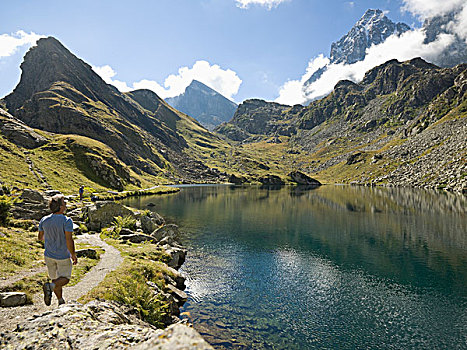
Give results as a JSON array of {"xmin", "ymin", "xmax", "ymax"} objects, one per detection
[{"xmin": 51, "ymin": 277, "xmax": 69, "ymax": 300}]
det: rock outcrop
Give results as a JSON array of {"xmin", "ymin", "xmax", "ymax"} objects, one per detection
[
  {"xmin": 0, "ymin": 300, "xmax": 213, "ymax": 349},
  {"xmin": 84, "ymin": 201, "xmax": 135, "ymax": 231},
  {"xmin": 0, "ymin": 108, "xmax": 47, "ymax": 149},
  {"xmin": 288, "ymin": 171, "xmax": 321, "ymax": 186}
]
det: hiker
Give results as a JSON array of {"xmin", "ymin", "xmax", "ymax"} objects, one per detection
[
  {"xmin": 79, "ymin": 185, "xmax": 84, "ymax": 200},
  {"xmin": 37, "ymin": 194, "xmax": 78, "ymax": 306}
]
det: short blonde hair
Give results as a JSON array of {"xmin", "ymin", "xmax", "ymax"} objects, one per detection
[{"xmin": 49, "ymin": 194, "xmax": 64, "ymax": 213}]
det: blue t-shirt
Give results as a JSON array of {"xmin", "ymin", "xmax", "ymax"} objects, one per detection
[{"xmin": 38, "ymin": 214, "xmax": 74, "ymax": 260}]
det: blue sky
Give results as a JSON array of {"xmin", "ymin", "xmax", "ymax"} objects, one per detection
[{"xmin": 0, "ymin": 0, "xmax": 449, "ymax": 104}]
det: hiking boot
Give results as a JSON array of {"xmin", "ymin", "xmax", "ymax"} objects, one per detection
[
  {"xmin": 58, "ymin": 298, "xmax": 66, "ymax": 306},
  {"xmin": 43, "ymin": 282, "xmax": 53, "ymax": 306}
]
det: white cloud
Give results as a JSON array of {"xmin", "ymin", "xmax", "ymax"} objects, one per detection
[
  {"xmin": 92, "ymin": 65, "xmax": 132, "ymax": 92},
  {"xmin": 276, "ymin": 54, "xmax": 329, "ymax": 105},
  {"xmin": 0, "ymin": 30, "xmax": 45, "ymax": 58},
  {"xmin": 276, "ymin": 0, "xmax": 467, "ymax": 105},
  {"xmin": 93, "ymin": 60, "xmax": 242, "ymax": 100},
  {"xmin": 236, "ymin": 0, "xmax": 289, "ymax": 10},
  {"xmin": 452, "ymin": 5, "xmax": 467, "ymax": 43},
  {"xmin": 276, "ymin": 28, "xmax": 455, "ymax": 105},
  {"xmin": 402, "ymin": 0, "xmax": 465, "ymax": 19}
]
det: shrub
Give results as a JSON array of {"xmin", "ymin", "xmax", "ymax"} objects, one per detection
[
  {"xmin": 105, "ymin": 273, "xmax": 168, "ymax": 327},
  {"xmin": 0, "ymin": 195, "xmax": 13, "ymax": 226},
  {"xmin": 113, "ymin": 215, "xmax": 136, "ymax": 230}
]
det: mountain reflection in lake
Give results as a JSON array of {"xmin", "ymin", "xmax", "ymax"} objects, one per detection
[{"xmin": 123, "ymin": 185, "xmax": 467, "ymax": 349}]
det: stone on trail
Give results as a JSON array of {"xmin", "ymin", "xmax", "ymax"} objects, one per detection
[
  {"xmin": 76, "ymin": 248, "xmax": 98, "ymax": 259},
  {"xmin": 0, "ymin": 292, "xmax": 27, "ymax": 307}
]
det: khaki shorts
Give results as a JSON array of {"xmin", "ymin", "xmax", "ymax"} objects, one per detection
[{"xmin": 44, "ymin": 256, "xmax": 72, "ymax": 280}]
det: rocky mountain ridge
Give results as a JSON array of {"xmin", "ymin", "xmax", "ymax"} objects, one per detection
[
  {"xmin": 166, "ymin": 80, "xmax": 237, "ymax": 131},
  {"xmin": 217, "ymin": 58, "xmax": 467, "ymax": 193},
  {"xmin": 1, "ymin": 37, "xmax": 232, "ymax": 188}
]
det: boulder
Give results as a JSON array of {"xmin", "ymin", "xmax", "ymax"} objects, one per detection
[
  {"xmin": 228, "ymin": 174, "xmax": 246, "ymax": 184},
  {"xmin": 135, "ymin": 323, "xmax": 213, "ymax": 349},
  {"xmin": 140, "ymin": 215, "xmax": 159, "ymax": 234},
  {"xmin": 20, "ymin": 189, "xmax": 46, "ymax": 203},
  {"xmin": 11, "ymin": 189, "xmax": 49, "ymax": 220},
  {"xmin": 152, "ymin": 224, "xmax": 180, "ymax": 242},
  {"xmin": 163, "ymin": 246, "xmax": 187, "ymax": 270},
  {"xmin": 120, "ymin": 233, "xmax": 155, "ymax": 244},
  {"xmin": 288, "ymin": 171, "xmax": 322, "ymax": 186},
  {"xmin": 0, "ymin": 299, "xmax": 213, "ymax": 349},
  {"xmin": 258, "ymin": 174, "xmax": 285, "ymax": 185},
  {"xmin": 161, "ymin": 266, "xmax": 186, "ymax": 290},
  {"xmin": 84, "ymin": 202, "xmax": 134, "ymax": 231},
  {"xmin": 166, "ymin": 284, "xmax": 188, "ymax": 307},
  {"xmin": 0, "ymin": 292, "xmax": 28, "ymax": 307},
  {"xmin": 76, "ymin": 248, "xmax": 98, "ymax": 259},
  {"xmin": 346, "ymin": 152, "xmax": 364, "ymax": 165},
  {"xmin": 119, "ymin": 228, "xmax": 136, "ymax": 236}
]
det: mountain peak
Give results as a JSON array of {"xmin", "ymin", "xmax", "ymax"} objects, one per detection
[
  {"xmin": 330, "ymin": 9, "xmax": 410, "ymax": 65},
  {"xmin": 166, "ymin": 80, "xmax": 237, "ymax": 130}
]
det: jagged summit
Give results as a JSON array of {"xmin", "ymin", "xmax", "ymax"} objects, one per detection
[
  {"xmin": 330, "ymin": 9, "xmax": 410, "ymax": 65},
  {"xmin": 166, "ymin": 80, "xmax": 237, "ymax": 131},
  {"xmin": 304, "ymin": 9, "xmax": 410, "ymax": 88}
]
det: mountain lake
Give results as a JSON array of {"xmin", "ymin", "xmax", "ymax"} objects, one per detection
[{"xmin": 122, "ymin": 185, "xmax": 467, "ymax": 349}]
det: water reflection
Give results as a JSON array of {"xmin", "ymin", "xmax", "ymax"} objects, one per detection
[{"xmin": 122, "ymin": 185, "xmax": 467, "ymax": 349}]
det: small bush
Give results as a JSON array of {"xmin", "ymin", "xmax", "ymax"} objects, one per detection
[
  {"xmin": 0, "ymin": 195, "xmax": 13, "ymax": 226},
  {"xmin": 113, "ymin": 215, "xmax": 136, "ymax": 230},
  {"xmin": 105, "ymin": 274, "xmax": 168, "ymax": 327}
]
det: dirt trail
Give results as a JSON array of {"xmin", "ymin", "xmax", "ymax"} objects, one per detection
[{"xmin": 0, "ymin": 234, "xmax": 122, "ymax": 331}]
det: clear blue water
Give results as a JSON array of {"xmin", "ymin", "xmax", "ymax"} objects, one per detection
[{"xmin": 123, "ymin": 185, "xmax": 467, "ymax": 349}]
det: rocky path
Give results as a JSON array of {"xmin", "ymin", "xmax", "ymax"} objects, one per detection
[{"xmin": 0, "ymin": 234, "xmax": 123, "ymax": 331}]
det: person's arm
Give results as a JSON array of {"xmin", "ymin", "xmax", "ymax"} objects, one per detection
[
  {"xmin": 65, "ymin": 231, "xmax": 78, "ymax": 265},
  {"xmin": 38, "ymin": 230, "xmax": 44, "ymax": 241}
]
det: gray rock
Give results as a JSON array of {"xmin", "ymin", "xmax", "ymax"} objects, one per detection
[
  {"xmin": 163, "ymin": 246, "xmax": 187, "ymax": 270},
  {"xmin": 288, "ymin": 171, "xmax": 321, "ymax": 186},
  {"xmin": 259, "ymin": 174, "xmax": 284, "ymax": 185},
  {"xmin": 20, "ymin": 189, "xmax": 46, "ymax": 203},
  {"xmin": 0, "ymin": 292, "xmax": 27, "ymax": 307},
  {"xmin": 84, "ymin": 201, "xmax": 134, "ymax": 231},
  {"xmin": 43, "ymin": 189, "xmax": 62, "ymax": 197},
  {"xmin": 135, "ymin": 323, "xmax": 213, "ymax": 350},
  {"xmin": 164, "ymin": 266, "xmax": 186, "ymax": 290},
  {"xmin": 76, "ymin": 248, "xmax": 98, "ymax": 259},
  {"xmin": 0, "ymin": 108, "xmax": 48, "ymax": 149},
  {"xmin": 165, "ymin": 285, "xmax": 188, "ymax": 307},
  {"xmin": 228, "ymin": 174, "xmax": 246, "ymax": 184},
  {"xmin": 120, "ymin": 233, "xmax": 155, "ymax": 244},
  {"xmin": 152, "ymin": 224, "xmax": 180, "ymax": 242},
  {"xmin": 140, "ymin": 215, "xmax": 159, "ymax": 234},
  {"xmin": 119, "ymin": 228, "xmax": 136, "ymax": 236},
  {"xmin": 0, "ymin": 299, "xmax": 212, "ymax": 349}
]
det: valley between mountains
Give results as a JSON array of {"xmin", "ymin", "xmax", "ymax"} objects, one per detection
[{"xmin": 0, "ymin": 35, "xmax": 465, "ymax": 195}]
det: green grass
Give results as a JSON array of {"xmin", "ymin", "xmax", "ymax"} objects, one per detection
[
  {"xmin": 0, "ymin": 227, "xmax": 43, "ymax": 277},
  {"xmin": 79, "ymin": 236, "xmax": 173, "ymax": 327}
]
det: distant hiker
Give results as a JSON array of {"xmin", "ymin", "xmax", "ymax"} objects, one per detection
[
  {"xmin": 38, "ymin": 194, "xmax": 78, "ymax": 306},
  {"xmin": 79, "ymin": 185, "xmax": 84, "ymax": 200}
]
